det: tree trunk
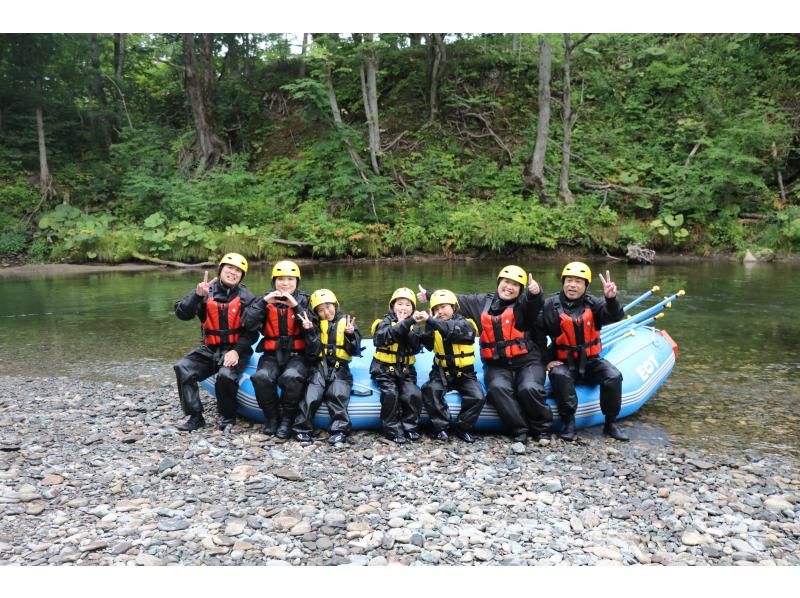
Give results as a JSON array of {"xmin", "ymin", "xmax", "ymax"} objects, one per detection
[
  {"xmin": 426, "ymin": 33, "xmax": 446, "ymax": 124},
  {"xmin": 559, "ymin": 34, "xmax": 575, "ymax": 205},
  {"xmin": 112, "ymin": 33, "xmax": 126, "ymax": 138},
  {"xmin": 359, "ymin": 34, "xmax": 381, "ymax": 175},
  {"xmin": 36, "ymin": 103, "xmax": 53, "ymax": 200},
  {"xmin": 90, "ymin": 34, "xmax": 112, "ymax": 147},
  {"xmin": 182, "ymin": 33, "xmax": 225, "ymax": 173},
  {"xmin": 527, "ymin": 37, "xmax": 552, "ymax": 202},
  {"xmin": 298, "ymin": 33, "xmax": 308, "ymax": 78},
  {"xmin": 559, "ymin": 34, "xmax": 591, "ymax": 205}
]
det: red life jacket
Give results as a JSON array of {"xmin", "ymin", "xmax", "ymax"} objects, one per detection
[
  {"xmin": 554, "ymin": 306, "xmax": 602, "ymax": 365},
  {"xmin": 202, "ymin": 295, "xmax": 243, "ymax": 346},
  {"xmin": 261, "ymin": 303, "xmax": 306, "ymax": 353},
  {"xmin": 479, "ymin": 305, "xmax": 533, "ymax": 361}
]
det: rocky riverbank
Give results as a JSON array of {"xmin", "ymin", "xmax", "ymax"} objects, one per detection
[{"xmin": 1, "ymin": 374, "xmax": 798, "ymax": 566}]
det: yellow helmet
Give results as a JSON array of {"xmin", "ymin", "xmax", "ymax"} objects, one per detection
[
  {"xmin": 272, "ymin": 260, "xmax": 301, "ymax": 280},
  {"xmin": 389, "ymin": 287, "xmax": 416, "ymax": 310},
  {"xmin": 561, "ymin": 261, "xmax": 592, "ymax": 284},
  {"xmin": 310, "ymin": 288, "xmax": 338, "ymax": 311},
  {"xmin": 497, "ymin": 264, "xmax": 526, "ymax": 287},
  {"xmin": 429, "ymin": 289, "xmax": 458, "ymax": 310},
  {"xmin": 219, "ymin": 253, "xmax": 248, "ymax": 277}
]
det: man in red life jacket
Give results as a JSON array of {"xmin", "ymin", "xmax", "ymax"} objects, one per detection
[
  {"xmin": 173, "ymin": 253, "xmax": 258, "ymax": 432},
  {"xmin": 538, "ymin": 261, "xmax": 628, "ymax": 441},
  {"xmin": 244, "ymin": 260, "xmax": 311, "ymax": 438},
  {"xmin": 418, "ymin": 265, "xmax": 549, "ymax": 443}
]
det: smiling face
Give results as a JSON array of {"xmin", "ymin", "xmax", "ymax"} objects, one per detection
[
  {"xmin": 432, "ymin": 303, "xmax": 455, "ymax": 321},
  {"xmin": 314, "ymin": 302, "xmax": 337, "ymax": 321},
  {"xmin": 496, "ymin": 277, "xmax": 522, "ymax": 301},
  {"xmin": 274, "ymin": 276, "xmax": 297, "ymax": 296},
  {"xmin": 392, "ymin": 298, "xmax": 414, "ymax": 320},
  {"xmin": 562, "ymin": 276, "xmax": 588, "ymax": 300},
  {"xmin": 219, "ymin": 264, "xmax": 244, "ymax": 287}
]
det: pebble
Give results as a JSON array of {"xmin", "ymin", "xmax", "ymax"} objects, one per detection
[{"xmin": 1, "ymin": 374, "xmax": 798, "ymax": 567}]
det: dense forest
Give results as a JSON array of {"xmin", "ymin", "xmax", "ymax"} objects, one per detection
[{"xmin": 1, "ymin": 33, "xmax": 798, "ymax": 264}]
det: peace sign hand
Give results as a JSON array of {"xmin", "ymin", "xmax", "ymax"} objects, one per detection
[
  {"xmin": 345, "ymin": 315, "xmax": 356, "ymax": 334},
  {"xmin": 527, "ymin": 272, "xmax": 540, "ymax": 295},
  {"xmin": 297, "ymin": 311, "xmax": 314, "ymax": 330},
  {"xmin": 196, "ymin": 270, "xmax": 217, "ymax": 297},
  {"xmin": 598, "ymin": 270, "xmax": 617, "ymax": 299}
]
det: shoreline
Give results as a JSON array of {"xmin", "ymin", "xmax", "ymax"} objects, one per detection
[
  {"xmin": 1, "ymin": 373, "xmax": 798, "ymax": 566},
  {"xmin": 2, "ymin": 250, "xmax": 799, "ymax": 278}
]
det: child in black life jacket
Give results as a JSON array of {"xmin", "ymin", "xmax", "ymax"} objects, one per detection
[
  {"xmin": 292, "ymin": 289, "xmax": 361, "ymax": 445},
  {"xmin": 417, "ymin": 289, "xmax": 486, "ymax": 442},
  {"xmin": 370, "ymin": 287, "xmax": 423, "ymax": 444}
]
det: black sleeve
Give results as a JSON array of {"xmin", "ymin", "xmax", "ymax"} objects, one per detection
[
  {"xmin": 427, "ymin": 316, "xmax": 476, "ymax": 345},
  {"xmin": 234, "ymin": 289, "xmax": 259, "ymax": 355},
  {"xmin": 455, "ymin": 293, "xmax": 490, "ymax": 329},
  {"xmin": 373, "ymin": 314, "xmax": 415, "ymax": 347},
  {"xmin": 516, "ymin": 286, "xmax": 544, "ymax": 330},
  {"xmin": 345, "ymin": 321, "xmax": 363, "ymax": 358},
  {"xmin": 594, "ymin": 295, "xmax": 625, "ymax": 328},
  {"xmin": 174, "ymin": 289, "xmax": 204, "ymax": 321}
]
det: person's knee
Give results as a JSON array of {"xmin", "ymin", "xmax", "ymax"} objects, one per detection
[{"xmin": 217, "ymin": 367, "xmax": 239, "ymax": 386}]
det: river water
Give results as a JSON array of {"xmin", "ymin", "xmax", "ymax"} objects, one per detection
[{"xmin": 1, "ymin": 258, "xmax": 798, "ymax": 459}]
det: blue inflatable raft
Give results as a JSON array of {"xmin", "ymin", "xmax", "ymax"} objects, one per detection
[{"xmin": 200, "ymin": 289, "xmax": 681, "ymax": 432}]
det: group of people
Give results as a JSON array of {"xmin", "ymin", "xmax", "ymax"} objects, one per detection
[{"xmin": 173, "ymin": 254, "xmax": 630, "ymax": 445}]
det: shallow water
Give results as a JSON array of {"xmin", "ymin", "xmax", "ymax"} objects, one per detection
[{"xmin": 1, "ymin": 258, "xmax": 798, "ymax": 459}]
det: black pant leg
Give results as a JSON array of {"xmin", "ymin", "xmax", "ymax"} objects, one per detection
[
  {"xmin": 421, "ymin": 375, "xmax": 451, "ymax": 433},
  {"xmin": 515, "ymin": 362, "xmax": 553, "ymax": 435},
  {"xmin": 484, "ymin": 363, "xmax": 528, "ymax": 438},
  {"xmin": 548, "ymin": 364, "xmax": 578, "ymax": 421},
  {"xmin": 251, "ymin": 354, "xmax": 281, "ymax": 422},
  {"xmin": 584, "ymin": 358, "xmax": 623, "ymax": 422},
  {"xmin": 453, "ymin": 373, "xmax": 486, "ymax": 433},
  {"xmin": 372, "ymin": 364, "xmax": 403, "ymax": 437},
  {"xmin": 399, "ymin": 370, "xmax": 422, "ymax": 434},
  {"xmin": 215, "ymin": 358, "xmax": 247, "ymax": 419},
  {"xmin": 293, "ymin": 369, "xmax": 325, "ymax": 434},
  {"xmin": 174, "ymin": 346, "xmax": 216, "ymax": 416},
  {"xmin": 278, "ymin": 355, "xmax": 308, "ymax": 422},
  {"xmin": 326, "ymin": 375, "xmax": 353, "ymax": 434}
]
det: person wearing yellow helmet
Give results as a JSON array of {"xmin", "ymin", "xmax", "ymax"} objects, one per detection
[
  {"xmin": 291, "ymin": 289, "xmax": 362, "ymax": 445},
  {"xmin": 173, "ymin": 253, "xmax": 258, "ymax": 432},
  {"xmin": 538, "ymin": 262, "xmax": 628, "ymax": 441},
  {"xmin": 244, "ymin": 260, "xmax": 311, "ymax": 438},
  {"xmin": 369, "ymin": 287, "xmax": 424, "ymax": 444},
  {"xmin": 416, "ymin": 265, "xmax": 550, "ymax": 443},
  {"xmin": 415, "ymin": 290, "xmax": 486, "ymax": 443}
]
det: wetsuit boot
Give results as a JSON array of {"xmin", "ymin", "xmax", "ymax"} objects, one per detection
[{"xmin": 603, "ymin": 420, "xmax": 629, "ymax": 441}]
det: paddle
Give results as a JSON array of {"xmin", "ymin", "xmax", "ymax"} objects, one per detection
[{"xmin": 623, "ymin": 285, "xmax": 660, "ymax": 313}]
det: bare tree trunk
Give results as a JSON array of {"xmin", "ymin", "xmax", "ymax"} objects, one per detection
[
  {"xmin": 772, "ymin": 142, "xmax": 787, "ymax": 203},
  {"xmin": 426, "ymin": 33, "xmax": 446, "ymax": 124},
  {"xmin": 324, "ymin": 67, "xmax": 378, "ymax": 220},
  {"xmin": 182, "ymin": 33, "xmax": 225, "ymax": 173},
  {"xmin": 298, "ymin": 33, "xmax": 308, "ymax": 78},
  {"xmin": 90, "ymin": 34, "xmax": 112, "ymax": 147},
  {"xmin": 36, "ymin": 103, "xmax": 53, "ymax": 199},
  {"xmin": 359, "ymin": 34, "xmax": 381, "ymax": 175},
  {"xmin": 527, "ymin": 37, "xmax": 552, "ymax": 202},
  {"xmin": 112, "ymin": 33, "xmax": 126, "ymax": 138},
  {"xmin": 559, "ymin": 33, "xmax": 591, "ymax": 205},
  {"xmin": 113, "ymin": 33, "xmax": 125, "ymax": 81}
]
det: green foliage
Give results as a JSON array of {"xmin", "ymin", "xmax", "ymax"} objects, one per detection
[{"xmin": 1, "ymin": 33, "xmax": 799, "ymax": 263}]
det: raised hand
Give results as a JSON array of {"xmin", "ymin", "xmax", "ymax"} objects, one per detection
[
  {"xmin": 598, "ymin": 270, "xmax": 617, "ymax": 299},
  {"xmin": 265, "ymin": 290, "xmax": 297, "ymax": 307},
  {"xmin": 527, "ymin": 272, "xmax": 540, "ymax": 295},
  {"xmin": 196, "ymin": 271, "xmax": 217, "ymax": 297},
  {"xmin": 416, "ymin": 284, "xmax": 428, "ymax": 303},
  {"xmin": 297, "ymin": 311, "xmax": 314, "ymax": 330},
  {"xmin": 345, "ymin": 315, "xmax": 356, "ymax": 334}
]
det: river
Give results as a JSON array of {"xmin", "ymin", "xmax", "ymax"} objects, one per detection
[{"xmin": 1, "ymin": 258, "xmax": 798, "ymax": 459}]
